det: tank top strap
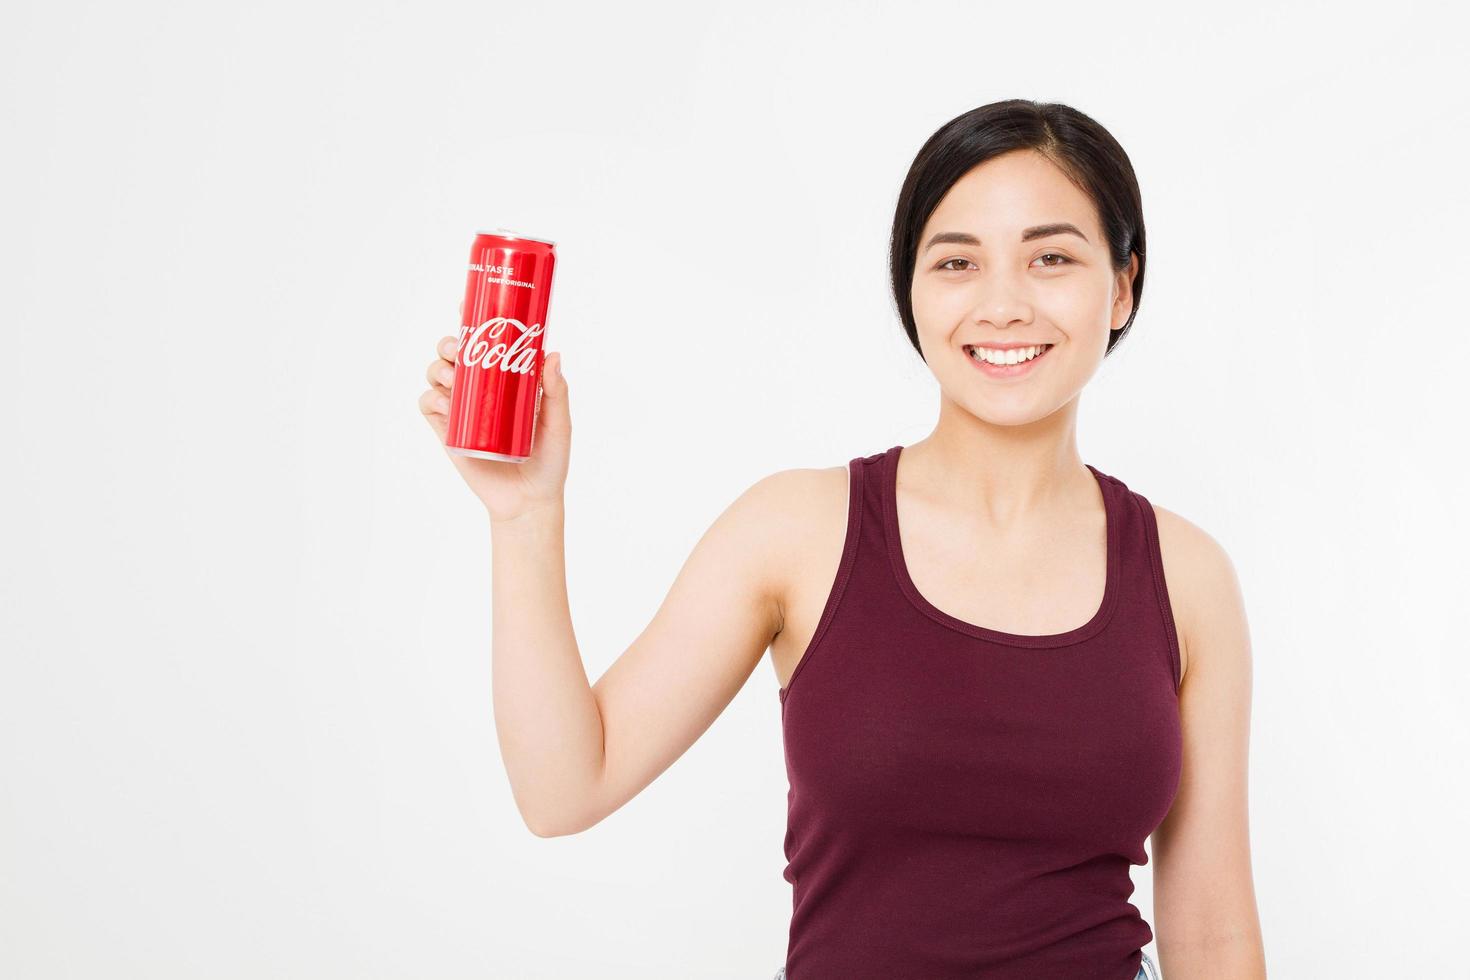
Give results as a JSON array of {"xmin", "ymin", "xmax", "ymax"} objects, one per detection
[
  {"xmin": 776, "ymin": 447, "xmax": 891, "ymax": 704},
  {"xmin": 851, "ymin": 446, "xmax": 896, "ymax": 554},
  {"xmin": 1107, "ymin": 476, "xmax": 1184, "ymax": 694},
  {"xmin": 1080, "ymin": 464, "xmax": 1182, "ymax": 695}
]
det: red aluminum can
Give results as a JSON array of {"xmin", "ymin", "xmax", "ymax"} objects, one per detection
[{"xmin": 444, "ymin": 228, "xmax": 557, "ymax": 462}]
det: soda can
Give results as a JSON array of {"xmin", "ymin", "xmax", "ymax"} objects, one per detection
[{"xmin": 444, "ymin": 228, "xmax": 557, "ymax": 462}]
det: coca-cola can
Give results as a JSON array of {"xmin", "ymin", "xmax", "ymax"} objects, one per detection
[{"xmin": 444, "ymin": 228, "xmax": 557, "ymax": 462}]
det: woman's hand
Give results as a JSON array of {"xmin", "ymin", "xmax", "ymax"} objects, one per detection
[{"xmin": 420, "ymin": 300, "xmax": 571, "ymax": 523}]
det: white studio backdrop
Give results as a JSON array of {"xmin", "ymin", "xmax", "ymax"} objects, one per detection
[{"xmin": 2, "ymin": 1, "xmax": 1467, "ymax": 977}]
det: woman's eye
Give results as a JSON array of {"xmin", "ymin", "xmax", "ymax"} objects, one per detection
[
  {"xmin": 937, "ymin": 258, "xmax": 975, "ymax": 271},
  {"xmin": 1036, "ymin": 253, "xmax": 1072, "ymax": 267}
]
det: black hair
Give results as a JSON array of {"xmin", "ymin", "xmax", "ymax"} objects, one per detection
[{"xmin": 888, "ymin": 99, "xmax": 1146, "ymax": 360}]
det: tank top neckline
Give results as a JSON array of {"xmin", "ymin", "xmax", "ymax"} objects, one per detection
[{"xmin": 880, "ymin": 443, "xmax": 1122, "ymax": 649}]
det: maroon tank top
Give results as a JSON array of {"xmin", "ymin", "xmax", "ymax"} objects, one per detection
[{"xmin": 777, "ymin": 445, "xmax": 1182, "ymax": 978}]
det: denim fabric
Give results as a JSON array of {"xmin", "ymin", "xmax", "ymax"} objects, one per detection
[{"xmin": 770, "ymin": 949, "xmax": 1160, "ymax": 979}]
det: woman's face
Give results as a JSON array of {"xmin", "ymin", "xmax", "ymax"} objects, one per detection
[{"xmin": 910, "ymin": 149, "xmax": 1136, "ymax": 427}]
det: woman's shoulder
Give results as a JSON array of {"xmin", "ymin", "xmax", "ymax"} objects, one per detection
[
  {"xmin": 731, "ymin": 463, "xmax": 853, "ymax": 620},
  {"xmin": 738, "ymin": 462, "xmax": 851, "ymax": 534},
  {"xmin": 716, "ymin": 461, "xmax": 852, "ymax": 548},
  {"xmin": 1147, "ymin": 500, "xmax": 1247, "ymax": 687}
]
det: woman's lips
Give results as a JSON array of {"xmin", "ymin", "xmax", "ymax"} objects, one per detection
[{"xmin": 963, "ymin": 344, "xmax": 1054, "ymax": 379}]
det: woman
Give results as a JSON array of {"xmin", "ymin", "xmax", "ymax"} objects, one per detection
[{"xmin": 419, "ymin": 99, "xmax": 1267, "ymax": 979}]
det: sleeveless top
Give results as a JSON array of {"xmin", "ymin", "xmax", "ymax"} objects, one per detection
[{"xmin": 777, "ymin": 445, "xmax": 1183, "ymax": 979}]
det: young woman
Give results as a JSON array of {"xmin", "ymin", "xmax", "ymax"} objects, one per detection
[{"xmin": 419, "ymin": 99, "xmax": 1267, "ymax": 980}]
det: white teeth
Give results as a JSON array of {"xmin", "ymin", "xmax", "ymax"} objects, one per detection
[{"xmin": 966, "ymin": 344, "xmax": 1050, "ymax": 366}]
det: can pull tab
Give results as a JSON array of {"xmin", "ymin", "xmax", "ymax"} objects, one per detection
[{"xmin": 475, "ymin": 227, "xmax": 558, "ymax": 246}]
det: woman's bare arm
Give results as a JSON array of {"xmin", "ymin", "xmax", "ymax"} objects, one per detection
[
  {"xmin": 489, "ymin": 499, "xmax": 601, "ymax": 837},
  {"xmin": 421, "ymin": 324, "xmax": 807, "ymax": 839},
  {"xmin": 1149, "ymin": 504, "xmax": 1268, "ymax": 978},
  {"xmin": 491, "ymin": 469, "xmax": 809, "ymax": 837}
]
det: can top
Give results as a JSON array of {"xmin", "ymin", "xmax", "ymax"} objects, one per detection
[{"xmin": 477, "ymin": 227, "xmax": 557, "ymax": 246}]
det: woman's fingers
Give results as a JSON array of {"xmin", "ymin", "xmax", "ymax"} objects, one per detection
[
  {"xmin": 421, "ymin": 332, "xmax": 461, "ymax": 440},
  {"xmin": 424, "ymin": 335, "xmax": 459, "ymax": 392},
  {"xmin": 425, "ymin": 357, "xmax": 454, "ymax": 391},
  {"xmin": 419, "ymin": 385, "xmax": 451, "ymax": 418}
]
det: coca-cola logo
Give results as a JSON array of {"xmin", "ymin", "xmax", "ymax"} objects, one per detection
[{"xmin": 456, "ymin": 317, "xmax": 543, "ymax": 374}]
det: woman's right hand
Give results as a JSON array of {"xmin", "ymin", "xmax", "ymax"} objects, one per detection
[{"xmin": 420, "ymin": 300, "xmax": 571, "ymax": 524}]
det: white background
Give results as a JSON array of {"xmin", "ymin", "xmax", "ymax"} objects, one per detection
[{"xmin": 3, "ymin": 1, "xmax": 1467, "ymax": 977}]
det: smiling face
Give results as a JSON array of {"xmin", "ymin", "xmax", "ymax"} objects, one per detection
[{"xmin": 910, "ymin": 148, "xmax": 1137, "ymax": 426}]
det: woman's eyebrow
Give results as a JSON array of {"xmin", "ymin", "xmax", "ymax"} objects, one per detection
[{"xmin": 922, "ymin": 223, "xmax": 1089, "ymax": 253}]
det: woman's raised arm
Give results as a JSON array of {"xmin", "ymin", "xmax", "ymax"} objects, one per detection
[{"xmin": 421, "ymin": 328, "xmax": 802, "ymax": 836}]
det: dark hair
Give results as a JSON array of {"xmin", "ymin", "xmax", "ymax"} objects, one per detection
[{"xmin": 888, "ymin": 99, "xmax": 1146, "ymax": 360}]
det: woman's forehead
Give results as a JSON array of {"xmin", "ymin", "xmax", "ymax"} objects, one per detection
[{"xmin": 926, "ymin": 162, "xmax": 1101, "ymax": 243}]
